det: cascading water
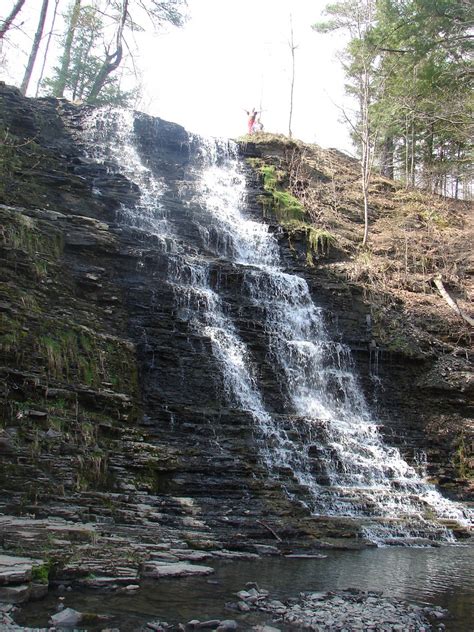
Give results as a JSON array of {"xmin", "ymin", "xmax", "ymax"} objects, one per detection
[
  {"xmin": 190, "ymin": 141, "xmax": 472, "ymax": 544},
  {"xmin": 82, "ymin": 108, "xmax": 472, "ymax": 545}
]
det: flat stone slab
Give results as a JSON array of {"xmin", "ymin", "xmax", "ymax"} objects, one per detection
[
  {"xmin": 169, "ymin": 549, "xmax": 210, "ymax": 562},
  {"xmin": 0, "ymin": 555, "xmax": 44, "ymax": 586},
  {"xmin": 284, "ymin": 553, "xmax": 327, "ymax": 559},
  {"xmin": 0, "ymin": 583, "xmax": 31, "ymax": 604},
  {"xmin": 81, "ymin": 575, "xmax": 139, "ymax": 587},
  {"xmin": 211, "ymin": 550, "xmax": 259, "ymax": 561},
  {"xmin": 141, "ymin": 562, "xmax": 214, "ymax": 578}
]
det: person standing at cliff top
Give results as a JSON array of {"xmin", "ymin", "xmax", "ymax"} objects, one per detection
[{"xmin": 245, "ymin": 108, "xmax": 259, "ymax": 134}]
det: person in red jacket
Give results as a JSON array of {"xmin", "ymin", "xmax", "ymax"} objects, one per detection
[{"xmin": 246, "ymin": 108, "xmax": 259, "ymax": 134}]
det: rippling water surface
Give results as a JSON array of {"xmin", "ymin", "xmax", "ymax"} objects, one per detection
[{"xmin": 18, "ymin": 545, "xmax": 474, "ymax": 631}]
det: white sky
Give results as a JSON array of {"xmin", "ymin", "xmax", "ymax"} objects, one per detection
[{"xmin": 1, "ymin": 0, "xmax": 354, "ymax": 152}]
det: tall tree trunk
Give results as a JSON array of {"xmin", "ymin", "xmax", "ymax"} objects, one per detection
[
  {"xmin": 55, "ymin": 0, "xmax": 81, "ymax": 98},
  {"xmin": 360, "ymin": 64, "xmax": 372, "ymax": 248},
  {"xmin": 288, "ymin": 14, "xmax": 296, "ymax": 139},
  {"xmin": 71, "ymin": 37, "xmax": 86, "ymax": 100},
  {"xmin": 20, "ymin": 0, "xmax": 49, "ymax": 96},
  {"xmin": 74, "ymin": 31, "xmax": 95, "ymax": 100},
  {"xmin": 454, "ymin": 145, "xmax": 461, "ymax": 200},
  {"xmin": 0, "ymin": 0, "xmax": 26, "ymax": 40},
  {"xmin": 35, "ymin": 0, "xmax": 60, "ymax": 96},
  {"xmin": 425, "ymin": 121, "xmax": 435, "ymax": 192},
  {"xmin": 404, "ymin": 115, "xmax": 409, "ymax": 188},
  {"xmin": 380, "ymin": 135, "xmax": 394, "ymax": 179},
  {"xmin": 87, "ymin": 0, "xmax": 128, "ymax": 103}
]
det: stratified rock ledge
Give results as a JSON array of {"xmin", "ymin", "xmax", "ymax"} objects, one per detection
[{"xmin": 141, "ymin": 561, "xmax": 214, "ymax": 578}]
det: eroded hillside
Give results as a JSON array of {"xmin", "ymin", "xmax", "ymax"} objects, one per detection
[{"xmin": 241, "ymin": 133, "xmax": 473, "ymax": 497}]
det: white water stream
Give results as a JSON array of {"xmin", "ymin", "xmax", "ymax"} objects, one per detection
[{"xmin": 83, "ymin": 110, "xmax": 472, "ymax": 544}]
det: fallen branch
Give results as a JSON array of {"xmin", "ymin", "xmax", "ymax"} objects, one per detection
[
  {"xmin": 433, "ymin": 275, "xmax": 474, "ymax": 327},
  {"xmin": 256, "ymin": 520, "xmax": 282, "ymax": 541}
]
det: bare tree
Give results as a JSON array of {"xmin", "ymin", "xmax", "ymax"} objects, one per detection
[
  {"xmin": 20, "ymin": 0, "xmax": 49, "ymax": 96},
  {"xmin": 55, "ymin": 0, "xmax": 81, "ymax": 97},
  {"xmin": 0, "ymin": 0, "xmax": 26, "ymax": 40},
  {"xmin": 87, "ymin": 0, "xmax": 187, "ymax": 104},
  {"xmin": 87, "ymin": 0, "xmax": 128, "ymax": 102},
  {"xmin": 35, "ymin": 0, "xmax": 60, "ymax": 97},
  {"xmin": 314, "ymin": 0, "xmax": 378, "ymax": 247},
  {"xmin": 288, "ymin": 14, "xmax": 297, "ymax": 139},
  {"xmin": 358, "ymin": 52, "xmax": 377, "ymax": 246}
]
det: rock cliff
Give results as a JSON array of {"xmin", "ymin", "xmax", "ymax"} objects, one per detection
[
  {"xmin": 240, "ymin": 135, "xmax": 473, "ymax": 500},
  {"xmin": 0, "ymin": 83, "xmax": 472, "ymax": 591}
]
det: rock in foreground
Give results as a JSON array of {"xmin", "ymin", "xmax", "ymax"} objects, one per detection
[{"xmin": 233, "ymin": 585, "xmax": 448, "ymax": 631}]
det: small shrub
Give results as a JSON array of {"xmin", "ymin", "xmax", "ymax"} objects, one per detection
[{"xmin": 31, "ymin": 562, "xmax": 51, "ymax": 584}]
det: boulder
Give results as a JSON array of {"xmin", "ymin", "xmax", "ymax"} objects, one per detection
[{"xmin": 50, "ymin": 607, "xmax": 83, "ymax": 626}]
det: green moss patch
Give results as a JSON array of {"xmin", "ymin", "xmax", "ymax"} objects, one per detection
[
  {"xmin": 31, "ymin": 561, "xmax": 52, "ymax": 584},
  {"xmin": 0, "ymin": 208, "xmax": 63, "ymax": 283},
  {"xmin": 2, "ymin": 212, "xmax": 63, "ymax": 259},
  {"xmin": 248, "ymin": 160, "xmax": 337, "ymax": 265},
  {"xmin": 259, "ymin": 164, "xmax": 306, "ymax": 222},
  {"xmin": 37, "ymin": 326, "xmax": 137, "ymax": 392},
  {"xmin": 453, "ymin": 434, "xmax": 473, "ymax": 480},
  {"xmin": 0, "ymin": 310, "xmax": 138, "ymax": 395}
]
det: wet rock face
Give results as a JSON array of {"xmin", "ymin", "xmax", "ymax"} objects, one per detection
[
  {"xmin": 0, "ymin": 87, "xmax": 137, "ymax": 219},
  {"xmin": 0, "ymin": 81, "xmax": 470, "ymax": 583},
  {"xmin": 240, "ymin": 142, "xmax": 473, "ymax": 500},
  {"xmin": 133, "ymin": 112, "xmax": 191, "ymax": 179},
  {"xmin": 1, "ymin": 83, "xmax": 335, "ymax": 577}
]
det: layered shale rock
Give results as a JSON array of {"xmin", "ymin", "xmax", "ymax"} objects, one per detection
[
  {"xmin": 240, "ymin": 136, "xmax": 473, "ymax": 500},
  {"xmin": 0, "ymin": 83, "xmax": 471, "ymax": 596},
  {"xmin": 0, "ymin": 84, "xmax": 354, "ymax": 590}
]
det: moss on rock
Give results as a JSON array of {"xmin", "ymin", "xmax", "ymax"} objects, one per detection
[{"xmin": 247, "ymin": 159, "xmax": 337, "ymax": 266}]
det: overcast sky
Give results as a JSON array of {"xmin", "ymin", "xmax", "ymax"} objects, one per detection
[{"xmin": 1, "ymin": 0, "xmax": 354, "ymax": 152}]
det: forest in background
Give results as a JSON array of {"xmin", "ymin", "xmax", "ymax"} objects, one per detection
[
  {"xmin": 0, "ymin": 0, "xmax": 187, "ymax": 106},
  {"xmin": 315, "ymin": 0, "xmax": 473, "ymax": 203},
  {"xmin": 1, "ymin": 0, "xmax": 472, "ymax": 205}
]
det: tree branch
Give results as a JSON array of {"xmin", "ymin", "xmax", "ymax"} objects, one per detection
[
  {"xmin": 433, "ymin": 275, "xmax": 474, "ymax": 327},
  {"xmin": 0, "ymin": 0, "xmax": 26, "ymax": 40}
]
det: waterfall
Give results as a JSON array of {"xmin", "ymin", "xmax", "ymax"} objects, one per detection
[
  {"xmin": 82, "ymin": 109, "xmax": 472, "ymax": 545},
  {"xmin": 190, "ymin": 140, "xmax": 472, "ymax": 544}
]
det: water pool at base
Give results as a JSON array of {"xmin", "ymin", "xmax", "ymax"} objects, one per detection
[{"xmin": 18, "ymin": 544, "xmax": 473, "ymax": 631}]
